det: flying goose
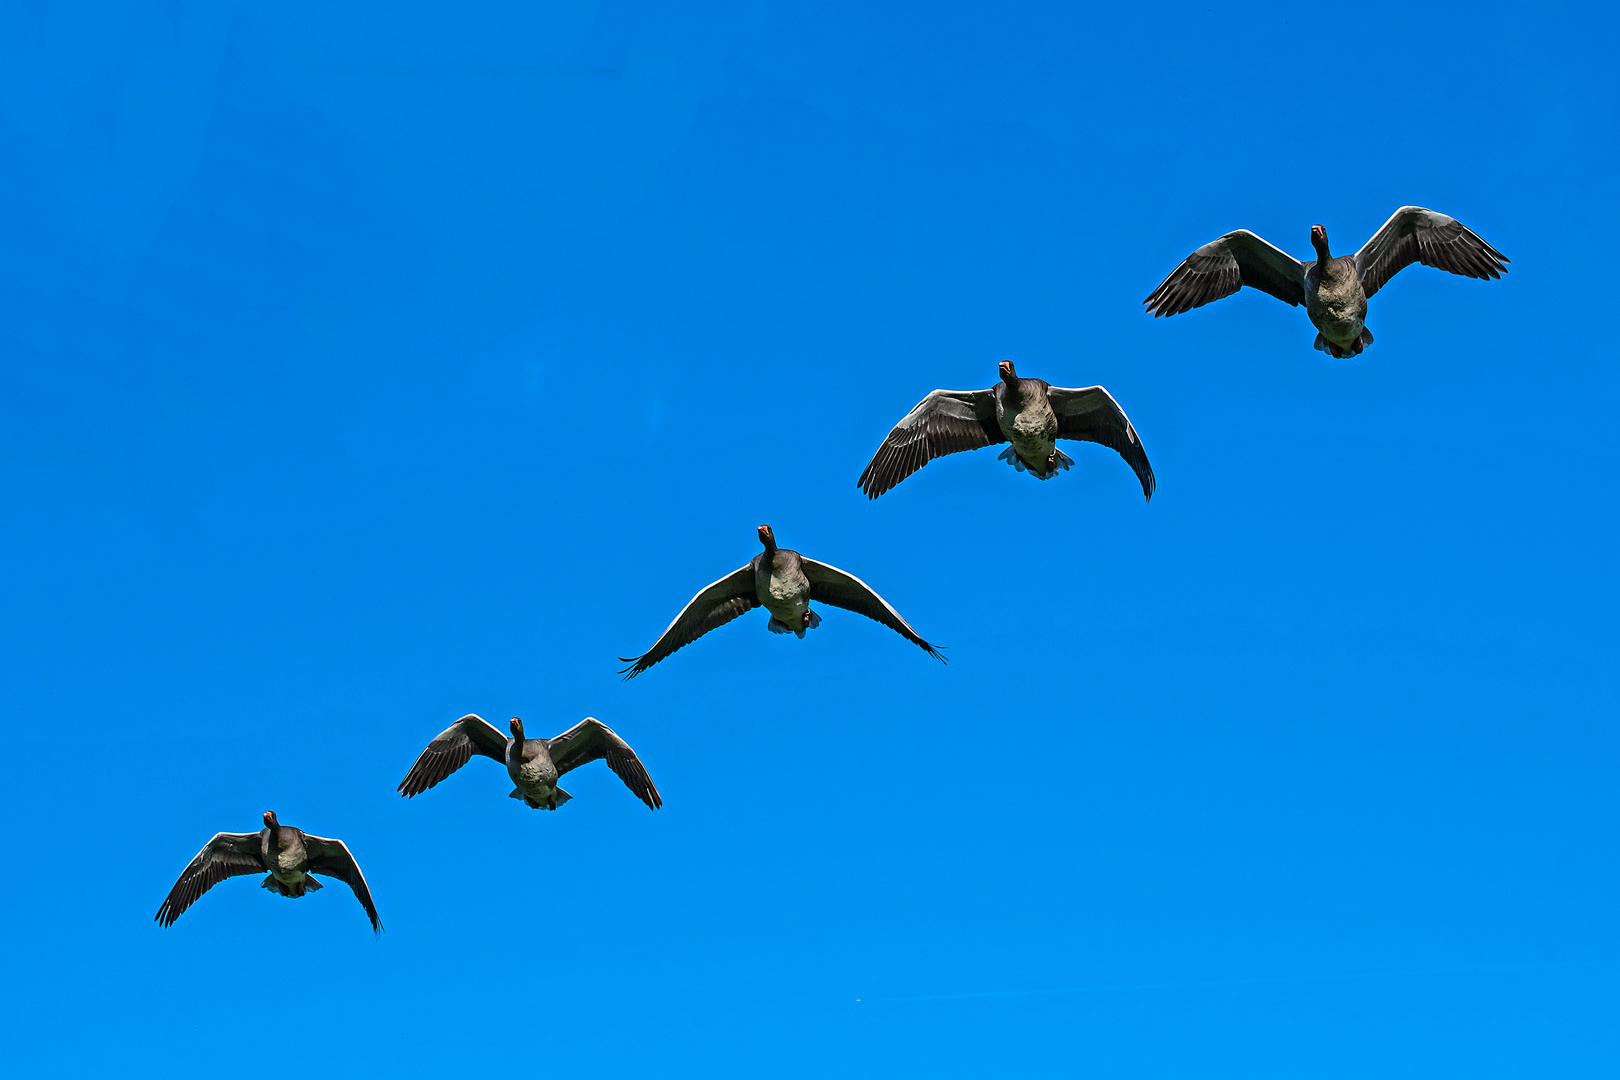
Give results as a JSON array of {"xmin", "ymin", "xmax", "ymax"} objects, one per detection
[
  {"xmin": 155, "ymin": 811, "xmax": 382, "ymax": 937},
  {"xmin": 398, "ymin": 714, "xmax": 661, "ymax": 811},
  {"xmin": 857, "ymin": 360, "xmax": 1154, "ymax": 500},
  {"xmin": 1143, "ymin": 206, "xmax": 1508, "ymax": 357},
  {"xmin": 619, "ymin": 524, "xmax": 944, "ymax": 678}
]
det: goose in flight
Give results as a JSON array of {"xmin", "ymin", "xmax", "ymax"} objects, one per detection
[
  {"xmin": 155, "ymin": 811, "xmax": 382, "ymax": 937},
  {"xmin": 619, "ymin": 524, "xmax": 944, "ymax": 678},
  {"xmin": 857, "ymin": 361, "xmax": 1154, "ymax": 500},
  {"xmin": 398, "ymin": 714, "xmax": 661, "ymax": 812},
  {"xmin": 1143, "ymin": 206, "xmax": 1508, "ymax": 357}
]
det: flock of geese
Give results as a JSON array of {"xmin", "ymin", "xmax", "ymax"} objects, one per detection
[{"xmin": 156, "ymin": 206, "xmax": 1508, "ymax": 936}]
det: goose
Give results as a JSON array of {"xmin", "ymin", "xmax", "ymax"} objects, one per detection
[
  {"xmin": 398, "ymin": 714, "xmax": 661, "ymax": 811},
  {"xmin": 1143, "ymin": 206, "xmax": 1508, "ymax": 357},
  {"xmin": 619, "ymin": 524, "xmax": 944, "ymax": 678},
  {"xmin": 857, "ymin": 360, "xmax": 1154, "ymax": 500},
  {"xmin": 155, "ymin": 811, "xmax": 382, "ymax": 937}
]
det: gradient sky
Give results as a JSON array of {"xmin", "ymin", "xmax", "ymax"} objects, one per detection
[{"xmin": 2, "ymin": 2, "xmax": 1616, "ymax": 1076}]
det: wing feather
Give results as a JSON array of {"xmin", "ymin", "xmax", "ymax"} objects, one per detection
[
  {"xmin": 800, "ymin": 558, "xmax": 944, "ymax": 662},
  {"xmin": 619, "ymin": 564, "xmax": 759, "ymax": 679},
  {"xmin": 1144, "ymin": 229, "xmax": 1307, "ymax": 316},
  {"xmin": 545, "ymin": 717, "xmax": 662, "ymax": 810},
  {"xmin": 397, "ymin": 714, "xmax": 509, "ymax": 798},
  {"xmin": 154, "ymin": 831, "xmax": 263, "ymax": 928},
  {"xmin": 856, "ymin": 389, "xmax": 1002, "ymax": 499},
  {"xmin": 1354, "ymin": 206, "xmax": 1508, "ymax": 298},
  {"xmin": 1047, "ymin": 386, "xmax": 1156, "ymax": 500},
  {"xmin": 302, "ymin": 834, "xmax": 384, "ymax": 938}
]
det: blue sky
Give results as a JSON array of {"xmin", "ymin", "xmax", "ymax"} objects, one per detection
[{"xmin": 1, "ymin": 1, "xmax": 1616, "ymax": 1075}]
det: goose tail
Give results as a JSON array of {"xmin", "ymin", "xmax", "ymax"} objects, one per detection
[
  {"xmin": 1313, "ymin": 328, "xmax": 1372, "ymax": 358},
  {"xmin": 997, "ymin": 445, "xmax": 1070, "ymax": 479},
  {"xmin": 260, "ymin": 874, "xmax": 321, "ymax": 898}
]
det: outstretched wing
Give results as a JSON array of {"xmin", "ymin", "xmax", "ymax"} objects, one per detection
[
  {"xmin": 397, "ymin": 713, "xmax": 509, "ymax": 798},
  {"xmin": 856, "ymin": 388, "xmax": 1002, "ymax": 499},
  {"xmin": 545, "ymin": 717, "xmax": 662, "ymax": 810},
  {"xmin": 1144, "ymin": 229, "xmax": 1307, "ymax": 316},
  {"xmin": 1047, "ymin": 385, "xmax": 1155, "ymax": 501},
  {"xmin": 155, "ymin": 831, "xmax": 263, "ymax": 928},
  {"xmin": 301, "ymin": 834, "xmax": 383, "ymax": 938},
  {"xmin": 800, "ymin": 557, "xmax": 944, "ymax": 663},
  {"xmin": 1355, "ymin": 206, "xmax": 1509, "ymax": 298},
  {"xmin": 619, "ymin": 564, "xmax": 758, "ymax": 679}
]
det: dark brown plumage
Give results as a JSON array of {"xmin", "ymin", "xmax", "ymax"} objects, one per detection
[
  {"xmin": 1143, "ymin": 206, "xmax": 1507, "ymax": 356},
  {"xmin": 857, "ymin": 362, "xmax": 1154, "ymax": 500},
  {"xmin": 397, "ymin": 714, "xmax": 661, "ymax": 811},
  {"xmin": 155, "ymin": 811, "xmax": 382, "ymax": 937},
  {"xmin": 619, "ymin": 525, "xmax": 943, "ymax": 678}
]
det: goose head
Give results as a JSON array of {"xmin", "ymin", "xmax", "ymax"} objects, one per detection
[
  {"xmin": 757, "ymin": 524, "xmax": 777, "ymax": 553},
  {"xmin": 262, "ymin": 810, "xmax": 279, "ymax": 829},
  {"xmin": 509, "ymin": 717, "xmax": 526, "ymax": 741},
  {"xmin": 1310, "ymin": 224, "xmax": 1332, "ymax": 261},
  {"xmin": 998, "ymin": 360, "xmax": 1019, "ymax": 386}
]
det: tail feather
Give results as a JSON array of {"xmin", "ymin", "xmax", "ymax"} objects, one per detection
[
  {"xmin": 997, "ymin": 445, "xmax": 1069, "ymax": 480},
  {"xmin": 768, "ymin": 611, "xmax": 820, "ymax": 636},
  {"xmin": 514, "ymin": 787, "xmax": 574, "ymax": 809},
  {"xmin": 1314, "ymin": 329, "xmax": 1371, "ymax": 358},
  {"xmin": 260, "ymin": 874, "xmax": 321, "ymax": 897}
]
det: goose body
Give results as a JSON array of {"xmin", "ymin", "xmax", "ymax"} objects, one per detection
[
  {"xmin": 399, "ymin": 714, "xmax": 662, "ymax": 812},
  {"xmin": 1144, "ymin": 206, "xmax": 1507, "ymax": 357},
  {"xmin": 619, "ymin": 524, "xmax": 942, "ymax": 677},
  {"xmin": 155, "ymin": 811, "xmax": 382, "ymax": 936},
  {"xmin": 264, "ymin": 826, "xmax": 312, "ymax": 892},
  {"xmin": 507, "ymin": 730, "xmax": 563, "ymax": 808},
  {"xmin": 857, "ymin": 361, "xmax": 1154, "ymax": 499},
  {"xmin": 758, "ymin": 544, "xmax": 817, "ymax": 635},
  {"xmin": 999, "ymin": 372, "xmax": 1062, "ymax": 477},
  {"xmin": 1303, "ymin": 246, "xmax": 1370, "ymax": 355}
]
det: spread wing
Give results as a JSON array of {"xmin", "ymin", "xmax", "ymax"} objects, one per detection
[
  {"xmin": 545, "ymin": 717, "xmax": 662, "ymax": 810},
  {"xmin": 302, "ymin": 834, "xmax": 383, "ymax": 938},
  {"xmin": 1354, "ymin": 206, "xmax": 1509, "ymax": 299},
  {"xmin": 856, "ymin": 388, "xmax": 1002, "ymax": 499},
  {"xmin": 800, "ymin": 557, "xmax": 944, "ymax": 663},
  {"xmin": 397, "ymin": 713, "xmax": 509, "ymax": 798},
  {"xmin": 155, "ymin": 831, "xmax": 263, "ymax": 928},
  {"xmin": 1144, "ymin": 229, "xmax": 1307, "ymax": 316},
  {"xmin": 1047, "ymin": 385, "xmax": 1155, "ymax": 500},
  {"xmin": 619, "ymin": 564, "xmax": 758, "ymax": 679}
]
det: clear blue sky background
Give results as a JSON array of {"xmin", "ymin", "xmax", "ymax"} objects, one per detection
[{"xmin": 1, "ymin": 1, "xmax": 1615, "ymax": 1075}]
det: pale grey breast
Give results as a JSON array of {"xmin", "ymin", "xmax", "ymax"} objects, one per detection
[
  {"xmin": 1306, "ymin": 258, "xmax": 1367, "ymax": 344},
  {"xmin": 999, "ymin": 381, "xmax": 1058, "ymax": 464}
]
